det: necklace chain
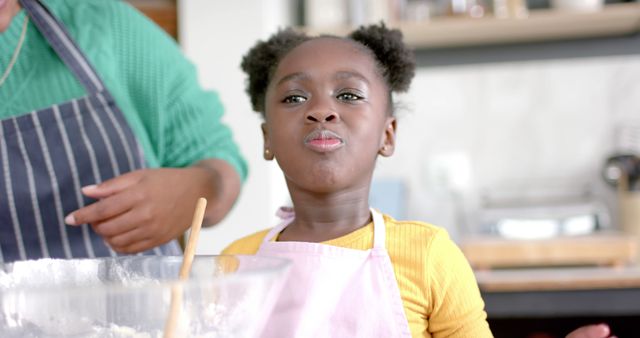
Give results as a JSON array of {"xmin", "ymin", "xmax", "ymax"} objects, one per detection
[{"xmin": 0, "ymin": 15, "xmax": 29, "ymax": 87}]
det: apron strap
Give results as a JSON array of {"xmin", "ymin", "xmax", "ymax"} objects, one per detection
[
  {"xmin": 370, "ymin": 208, "xmax": 386, "ymax": 249},
  {"xmin": 262, "ymin": 207, "xmax": 295, "ymax": 243},
  {"xmin": 19, "ymin": 0, "xmax": 105, "ymax": 94}
]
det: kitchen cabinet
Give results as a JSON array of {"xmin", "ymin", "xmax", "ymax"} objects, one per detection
[
  {"xmin": 302, "ymin": 3, "xmax": 640, "ymax": 67},
  {"xmin": 477, "ymin": 266, "xmax": 640, "ymax": 337},
  {"xmin": 302, "ymin": 3, "xmax": 640, "ymax": 49},
  {"xmin": 126, "ymin": 0, "xmax": 177, "ymax": 39}
]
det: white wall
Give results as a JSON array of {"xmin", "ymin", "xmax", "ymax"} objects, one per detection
[
  {"xmin": 374, "ymin": 56, "xmax": 640, "ymax": 238},
  {"xmin": 179, "ymin": 0, "xmax": 295, "ymax": 254}
]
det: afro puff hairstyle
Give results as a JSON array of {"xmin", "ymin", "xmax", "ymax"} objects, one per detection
[{"xmin": 240, "ymin": 23, "xmax": 416, "ymax": 116}]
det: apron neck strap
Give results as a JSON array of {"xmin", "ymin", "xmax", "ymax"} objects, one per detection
[
  {"xmin": 262, "ymin": 208, "xmax": 294, "ymax": 243},
  {"xmin": 262, "ymin": 207, "xmax": 387, "ymax": 249},
  {"xmin": 19, "ymin": 0, "xmax": 105, "ymax": 94},
  {"xmin": 370, "ymin": 208, "xmax": 386, "ymax": 249}
]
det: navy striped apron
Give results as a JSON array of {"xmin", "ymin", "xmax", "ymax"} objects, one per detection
[{"xmin": 0, "ymin": 0, "xmax": 181, "ymax": 263}]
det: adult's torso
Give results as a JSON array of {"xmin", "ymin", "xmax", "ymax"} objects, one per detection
[
  {"xmin": 0, "ymin": 0, "xmax": 160, "ymax": 167},
  {"xmin": 0, "ymin": 0, "xmax": 181, "ymax": 262}
]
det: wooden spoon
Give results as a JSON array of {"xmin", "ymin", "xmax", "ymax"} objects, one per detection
[
  {"xmin": 178, "ymin": 197, "xmax": 207, "ymax": 279},
  {"xmin": 163, "ymin": 197, "xmax": 207, "ymax": 338}
]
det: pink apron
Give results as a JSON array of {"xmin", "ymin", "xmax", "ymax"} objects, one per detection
[{"xmin": 257, "ymin": 208, "xmax": 412, "ymax": 338}]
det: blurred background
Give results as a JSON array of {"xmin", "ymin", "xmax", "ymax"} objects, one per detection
[{"xmin": 128, "ymin": 1, "xmax": 640, "ymax": 336}]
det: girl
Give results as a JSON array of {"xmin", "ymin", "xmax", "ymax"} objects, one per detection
[{"xmin": 223, "ymin": 24, "xmax": 492, "ymax": 337}]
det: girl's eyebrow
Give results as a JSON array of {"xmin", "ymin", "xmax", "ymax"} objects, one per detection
[
  {"xmin": 334, "ymin": 71, "xmax": 369, "ymax": 84},
  {"xmin": 276, "ymin": 72, "xmax": 309, "ymax": 86},
  {"xmin": 276, "ymin": 71, "xmax": 370, "ymax": 87}
]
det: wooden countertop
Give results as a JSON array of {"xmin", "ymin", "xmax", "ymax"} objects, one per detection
[
  {"xmin": 475, "ymin": 265, "xmax": 640, "ymax": 292},
  {"xmin": 461, "ymin": 232, "xmax": 638, "ymax": 270}
]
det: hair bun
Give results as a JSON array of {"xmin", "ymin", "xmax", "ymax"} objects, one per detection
[{"xmin": 348, "ymin": 23, "xmax": 415, "ymax": 93}]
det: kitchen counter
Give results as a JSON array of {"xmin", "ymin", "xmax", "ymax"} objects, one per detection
[
  {"xmin": 478, "ymin": 266, "xmax": 640, "ymax": 337},
  {"xmin": 462, "ymin": 233, "xmax": 637, "ymax": 270},
  {"xmin": 476, "ymin": 265, "xmax": 640, "ymax": 292},
  {"xmin": 477, "ymin": 266, "xmax": 640, "ymax": 318}
]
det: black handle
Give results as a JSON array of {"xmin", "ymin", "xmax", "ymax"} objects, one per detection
[{"xmin": 602, "ymin": 154, "xmax": 640, "ymax": 191}]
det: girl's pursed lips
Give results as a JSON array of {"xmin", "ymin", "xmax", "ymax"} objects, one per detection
[{"xmin": 304, "ymin": 129, "xmax": 344, "ymax": 153}]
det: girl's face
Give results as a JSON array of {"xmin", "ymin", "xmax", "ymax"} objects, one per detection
[
  {"xmin": 0, "ymin": 0, "xmax": 20, "ymax": 32},
  {"xmin": 263, "ymin": 38, "xmax": 396, "ymax": 195}
]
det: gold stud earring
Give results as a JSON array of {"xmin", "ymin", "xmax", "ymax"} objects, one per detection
[{"xmin": 264, "ymin": 149, "xmax": 271, "ymax": 156}]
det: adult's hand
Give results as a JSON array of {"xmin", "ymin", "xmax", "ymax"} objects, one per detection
[
  {"xmin": 566, "ymin": 324, "xmax": 615, "ymax": 338},
  {"xmin": 65, "ymin": 159, "xmax": 241, "ymax": 253}
]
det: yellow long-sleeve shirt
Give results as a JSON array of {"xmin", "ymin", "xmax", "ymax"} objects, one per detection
[{"xmin": 222, "ymin": 213, "xmax": 493, "ymax": 338}]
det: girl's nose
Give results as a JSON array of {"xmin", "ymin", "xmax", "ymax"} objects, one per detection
[{"xmin": 305, "ymin": 110, "xmax": 339, "ymax": 123}]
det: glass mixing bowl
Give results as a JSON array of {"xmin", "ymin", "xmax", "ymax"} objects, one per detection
[{"xmin": 0, "ymin": 255, "xmax": 290, "ymax": 337}]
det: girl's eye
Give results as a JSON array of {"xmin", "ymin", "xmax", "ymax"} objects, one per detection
[
  {"xmin": 337, "ymin": 92, "xmax": 363, "ymax": 101},
  {"xmin": 282, "ymin": 95, "xmax": 307, "ymax": 104}
]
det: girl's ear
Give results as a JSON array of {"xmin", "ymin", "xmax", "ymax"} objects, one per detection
[
  {"xmin": 378, "ymin": 117, "xmax": 396, "ymax": 157},
  {"xmin": 261, "ymin": 122, "xmax": 274, "ymax": 160}
]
